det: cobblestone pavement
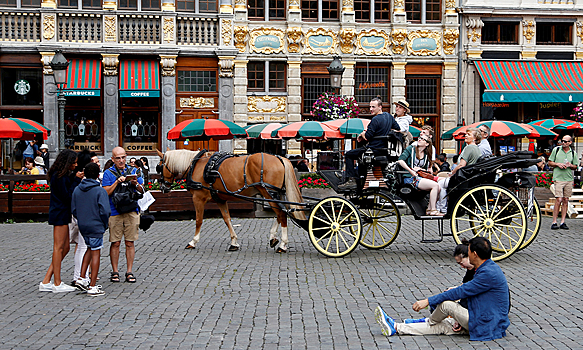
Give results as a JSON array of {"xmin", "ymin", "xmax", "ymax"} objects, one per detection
[{"xmin": 0, "ymin": 215, "xmax": 581, "ymax": 350}]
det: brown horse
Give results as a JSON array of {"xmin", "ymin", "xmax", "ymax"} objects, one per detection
[{"xmin": 157, "ymin": 149, "xmax": 306, "ymax": 252}]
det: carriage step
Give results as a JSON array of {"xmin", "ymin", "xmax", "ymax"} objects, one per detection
[{"xmin": 418, "ymin": 215, "xmax": 447, "ymax": 220}]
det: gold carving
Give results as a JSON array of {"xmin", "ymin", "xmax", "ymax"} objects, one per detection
[
  {"xmin": 248, "ymin": 96, "xmax": 287, "ymax": 113},
  {"xmin": 342, "ymin": 0, "xmax": 354, "ymax": 12},
  {"xmin": 101, "ymin": 54, "xmax": 119, "ymax": 76},
  {"xmin": 287, "ymin": 27, "xmax": 303, "ymax": 53},
  {"xmin": 104, "ymin": 15, "xmax": 117, "ymax": 42},
  {"xmin": 443, "ymin": 29, "xmax": 459, "ymax": 55},
  {"xmin": 465, "ymin": 18, "xmax": 483, "ymax": 43},
  {"xmin": 270, "ymin": 116, "xmax": 286, "ymax": 121},
  {"xmin": 289, "ymin": 0, "xmax": 300, "ymax": 10},
  {"xmin": 40, "ymin": 52, "xmax": 54, "ymax": 75},
  {"xmin": 355, "ymin": 29, "xmax": 390, "ymax": 55},
  {"xmin": 234, "ymin": 26, "xmax": 248, "ymax": 53},
  {"xmin": 393, "ymin": 0, "xmax": 405, "ymax": 13},
  {"xmin": 103, "ymin": 0, "xmax": 117, "ymax": 10},
  {"xmin": 41, "ymin": 0, "xmax": 56, "ymax": 8},
  {"xmin": 162, "ymin": 0, "xmax": 175, "ymax": 11},
  {"xmin": 220, "ymin": 4, "xmax": 233, "ymax": 13},
  {"xmin": 235, "ymin": 0, "xmax": 247, "ymax": 10},
  {"xmin": 303, "ymin": 28, "xmax": 338, "ymax": 55},
  {"xmin": 250, "ymin": 28, "xmax": 285, "ymax": 54},
  {"xmin": 218, "ymin": 57, "xmax": 235, "ymax": 78},
  {"xmin": 248, "ymin": 116, "xmax": 265, "ymax": 122},
  {"xmin": 160, "ymin": 55, "xmax": 177, "ymax": 77},
  {"xmin": 163, "ymin": 18, "xmax": 174, "ymax": 43},
  {"xmin": 467, "ymin": 28, "xmax": 481, "ymax": 42},
  {"xmin": 391, "ymin": 29, "xmax": 407, "ymax": 55},
  {"xmin": 339, "ymin": 28, "xmax": 356, "ymax": 54},
  {"xmin": 577, "ymin": 22, "xmax": 583, "ymax": 43},
  {"xmin": 445, "ymin": 0, "xmax": 456, "ymax": 14},
  {"xmin": 221, "ymin": 19, "xmax": 232, "ymax": 45},
  {"xmin": 180, "ymin": 97, "xmax": 215, "ymax": 109},
  {"xmin": 407, "ymin": 30, "xmax": 441, "ymax": 56},
  {"xmin": 43, "ymin": 15, "xmax": 55, "ymax": 40},
  {"xmin": 523, "ymin": 20, "xmax": 535, "ymax": 44}
]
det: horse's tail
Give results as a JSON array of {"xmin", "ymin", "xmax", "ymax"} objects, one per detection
[{"xmin": 282, "ymin": 157, "xmax": 306, "ymax": 220}]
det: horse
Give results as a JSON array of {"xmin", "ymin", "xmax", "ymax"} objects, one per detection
[{"xmin": 157, "ymin": 149, "xmax": 306, "ymax": 252}]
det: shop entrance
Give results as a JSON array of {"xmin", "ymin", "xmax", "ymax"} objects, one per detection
[{"xmin": 176, "ymin": 111, "xmax": 219, "ymax": 152}]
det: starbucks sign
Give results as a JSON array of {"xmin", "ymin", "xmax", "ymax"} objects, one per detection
[{"xmin": 14, "ymin": 79, "xmax": 30, "ymax": 96}]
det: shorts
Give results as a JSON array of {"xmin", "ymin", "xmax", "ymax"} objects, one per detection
[
  {"xmin": 404, "ymin": 176, "xmax": 420, "ymax": 189},
  {"xmin": 69, "ymin": 216, "xmax": 79, "ymax": 244},
  {"xmin": 109, "ymin": 211, "xmax": 140, "ymax": 242},
  {"xmin": 554, "ymin": 181, "xmax": 573, "ymax": 198},
  {"xmin": 83, "ymin": 235, "xmax": 104, "ymax": 250}
]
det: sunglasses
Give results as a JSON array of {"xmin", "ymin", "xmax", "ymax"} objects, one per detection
[
  {"xmin": 419, "ymin": 137, "xmax": 429, "ymax": 142},
  {"xmin": 561, "ymin": 140, "xmax": 571, "ymax": 143}
]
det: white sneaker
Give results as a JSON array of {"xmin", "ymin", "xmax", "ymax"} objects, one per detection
[
  {"xmin": 52, "ymin": 282, "xmax": 77, "ymax": 293},
  {"xmin": 74, "ymin": 278, "xmax": 90, "ymax": 291},
  {"xmin": 39, "ymin": 281, "xmax": 54, "ymax": 292},
  {"xmin": 87, "ymin": 285, "xmax": 105, "ymax": 296}
]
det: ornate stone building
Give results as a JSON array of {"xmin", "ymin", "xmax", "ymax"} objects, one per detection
[{"xmin": 0, "ymin": 0, "xmax": 462, "ymax": 164}]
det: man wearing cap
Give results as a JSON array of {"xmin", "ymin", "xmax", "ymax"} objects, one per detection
[
  {"xmin": 394, "ymin": 100, "xmax": 413, "ymax": 134},
  {"xmin": 40, "ymin": 143, "xmax": 50, "ymax": 169},
  {"xmin": 339, "ymin": 97, "xmax": 401, "ymax": 190}
]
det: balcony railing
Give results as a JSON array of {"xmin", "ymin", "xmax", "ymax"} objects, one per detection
[
  {"xmin": 177, "ymin": 16, "xmax": 217, "ymax": 45},
  {"xmin": 58, "ymin": 13, "xmax": 101, "ymax": 42},
  {"xmin": 0, "ymin": 11, "xmax": 41, "ymax": 42}
]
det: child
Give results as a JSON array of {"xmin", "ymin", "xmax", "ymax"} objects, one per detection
[{"xmin": 71, "ymin": 162, "xmax": 111, "ymax": 296}]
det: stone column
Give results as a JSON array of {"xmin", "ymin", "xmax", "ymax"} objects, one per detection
[
  {"xmin": 101, "ymin": 54, "xmax": 119, "ymax": 155},
  {"xmin": 288, "ymin": 0, "xmax": 301, "ymax": 22},
  {"xmin": 40, "ymin": 52, "xmax": 58, "ymax": 154},
  {"xmin": 103, "ymin": 0, "xmax": 117, "ymax": 10},
  {"xmin": 234, "ymin": 0, "xmax": 247, "ymax": 21},
  {"xmin": 160, "ymin": 55, "xmax": 177, "ymax": 152},
  {"xmin": 341, "ymin": 0, "xmax": 354, "ymax": 23},
  {"xmin": 465, "ymin": 17, "xmax": 483, "ymax": 59},
  {"xmin": 219, "ymin": 0, "xmax": 233, "ymax": 14},
  {"xmin": 340, "ymin": 61, "xmax": 355, "ymax": 97},
  {"xmin": 577, "ymin": 22, "xmax": 583, "ymax": 60},
  {"xmin": 442, "ymin": 61, "xmax": 458, "ymax": 155},
  {"xmin": 287, "ymin": 61, "xmax": 302, "ymax": 155},
  {"xmin": 162, "ymin": 0, "xmax": 175, "ymax": 11},
  {"xmin": 392, "ymin": 0, "xmax": 406, "ymax": 23},
  {"xmin": 391, "ymin": 61, "xmax": 407, "ymax": 106},
  {"xmin": 41, "ymin": 0, "xmax": 56, "ymax": 8},
  {"xmin": 218, "ymin": 56, "xmax": 235, "ymax": 153},
  {"xmin": 233, "ymin": 59, "xmax": 248, "ymax": 154},
  {"xmin": 521, "ymin": 18, "xmax": 536, "ymax": 59}
]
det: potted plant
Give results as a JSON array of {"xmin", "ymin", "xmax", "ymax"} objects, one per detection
[{"xmin": 310, "ymin": 92, "xmax": 361, "ymax": 121}]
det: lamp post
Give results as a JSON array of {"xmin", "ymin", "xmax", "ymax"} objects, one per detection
[
  {"xmin": 327, "ymin": 56, "xmax": 345, "ymax": 92},
  {"xmin": 49, "ymin": 50, "xmax": 69, "ymax": 153}
]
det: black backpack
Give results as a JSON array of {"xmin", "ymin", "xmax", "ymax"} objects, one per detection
[{"xmin": 109, "ymin": 167, "xmax": 143, "ymax": 214}]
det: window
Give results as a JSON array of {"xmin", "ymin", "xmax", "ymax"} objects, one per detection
[
  {"xmin": 247, "ymin": 62, "xmax": 287, "ymax": 93},
  {"xmin": 0, "ymin": 0, "xmax": 17, "ymax": 7},
  {"xmin": 482, "ymin": 22, "xmax": 519, "ymax": 44},
  {"xmin": 21, "ymin": 0, "xmax": 41, "ymax": 6},
  {"xmin": 177, "ymin": 0, "xmax": 217, "ymax": 12},
  {"xmin": 354, "ymin": 65, "xmax": 390, "ymax": 105},
  {"xmin": 248, "ymin": 0, "xmax": 286, "ymax": 20},
  {"xmin": 58, "ymin": 0, "xmax": 77, "ymax": 7},
  {"xmin": 302, "ymin": 0, "xmax": 339, "ymax": 21},
  {"xmin": 536, "ymin": 23, "xmax": 572, "ymax": 45},
  {"xmin": 142, "ymin": 0, "xmax": 161, "ymax": 10},
  {"xmin": 199, "ymin": 0, "xmax": 217, "ymax": 12},
  {"xmin": 118, "ymin": 0, "xmax": 138, "ymax": 9},
  {"xmin": 82, "ymin": 0, "xmax": 101, "ymax": 8},
  {"xmin": 355, "ymin": 0, "xmax": 391, "ymax": 23},
  {"xmin": 302, "ymin": 76, "xmax": 333, "ymax": 115},
  {"xmin": 177, "ymin": 71, "xmax": 217, "ymax": 92},
  {"xmin": 177, "ymin": 0, "xmax": 194, "ymax": 10},
  {"xmin": 406, "ymin": 0, "xmax": 441, "ymax": 23},
  {"xmin": 406, "ymin": 76, "xmax": 440, "ymax": 116},
  {"xmin": 1, "ymin": 68, "xmax": 43, "ymax": 106}
]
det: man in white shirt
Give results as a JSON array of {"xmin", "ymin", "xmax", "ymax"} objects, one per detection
[
  {"xmin": 394, "ymin": 100, "xmax": 413, "ymax": 133},
  {"xmin": 478, "ymin": 124, "xmax": 493, "ymax": 157}
]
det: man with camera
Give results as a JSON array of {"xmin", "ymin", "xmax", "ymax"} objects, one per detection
[{"xmin": 102, "ymin": 147, "xmax": 144, "ymax": 283}]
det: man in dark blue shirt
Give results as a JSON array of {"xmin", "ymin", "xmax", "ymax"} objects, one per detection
[{"xmin": 339, "ymin": 97, "xmax": 401, "ymax": 190}]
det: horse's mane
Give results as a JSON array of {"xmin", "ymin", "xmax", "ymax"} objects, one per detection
[{"xmin": 165, "ymin": 149, "xmax": 201, "ymax": 174}]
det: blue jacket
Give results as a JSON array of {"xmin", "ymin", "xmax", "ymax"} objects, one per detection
[
  {"xmin": 364, "ymin": 112, "xmax": 401, "ymax": 149},
  {"xmin": 72, "ymin": 178, "xmax": 111, "ymax": 237},
  {"xmin": 428, "ymin": 259, "xmax": 510, "ymax": 341}
]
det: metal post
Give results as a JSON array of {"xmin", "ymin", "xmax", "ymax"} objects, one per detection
[{"xmin": 58, "ymin": 91, "xmax": 66, "ymax": 152}]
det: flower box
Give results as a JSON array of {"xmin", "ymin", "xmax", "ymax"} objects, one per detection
[
  {"xmin": 0, "ymin": 192, "xmax": 8, "ymax": 213},
  {"xmin": 12, "ymin": 192, "xmax": 50, "ymax": 214},
  {"xmin": 301, "ymin": 187, "xmax": 337, "ymax": 199}
]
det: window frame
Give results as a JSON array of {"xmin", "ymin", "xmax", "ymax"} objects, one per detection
[
  {"xmin": 247, "ymin": 61, "xmax": 288, "ymax": 93},
  {"xmin": 405, "ymin": 74, "xmax": 441, "ymax": 117},
  {"xmin": 301, "ymin": 75, "xmax": 334, "ymax": 117},
  {"xmin": 481, "ymin": 22, "xmax": 519, "ymax": 45},
  {"xmin": 141, "ymin": 0, "xmax": 161, "ymax": 11},
  {"xmin": 405, "ymin": 0, "xmax": 441, "ymax": 24},
  {"xmin": 353, "ymin": 63, "xmax": 391, "ymax": 113},
  {"xmin": 536, "ymin": 22, "xmax": 573, "ymax": 45},
  {"xmin": 176, "ymin": 0, "xmax": 219, "ymax": 12},
  {"xmin": 302, "ymin": 0, "xmax": 339, "ymax": 22},
  {"xmin": 248, "ymin": 0, "xmax": 287, "ymax": 21},
  {"xmin": 355, "ymin": 0, "xmax": 391, "ymax": 23},
  {"xmin": 177, "ymin": 70, "xmax": 218, "ymax": 93}
]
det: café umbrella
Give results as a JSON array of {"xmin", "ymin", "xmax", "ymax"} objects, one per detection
[
  {"xmin": 271, "ymin": 121, "xmax": 343, "ymax": 139},
  {"xmin": 167, "ymin": 118, "xmax": 248, "ymax": 141},
  {"xmin": 0, "ymin": 117, "xmax": 51, "ymax": 140},
  {"xmin": 528, "ymin": 118, "xmax": 581, "ymax": 130},
  {"xmin": 322, "ymin": 118, "xmax": 371, "ymax": 136},
  {"xmin": 245, "ymin": 123, "xmax": 285, "ymax": 139},
  {"xmin": 453, "ymin": 120, "xmax": 534, "ymax": 139}
]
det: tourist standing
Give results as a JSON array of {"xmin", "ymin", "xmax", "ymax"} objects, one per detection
[{"xmin": 548, "ymin": 135, "xmax": 578, "ymax": 230}]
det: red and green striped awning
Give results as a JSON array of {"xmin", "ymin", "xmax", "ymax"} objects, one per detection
[
  {"xmin": 475, "ymin": 60, "xmax": 583, "ymax": 103},
  {"xmin": 63, "ymin": 59, "xmax": 102, "ymax": 97},
  {"xmin": 119, "ymin": 60, "xmax": 160, "ymax": 98}
]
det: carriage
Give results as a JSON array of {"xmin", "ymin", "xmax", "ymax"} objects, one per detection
[{"xmin": 158, "ymin": 139, "xmax": 541, "ymax": 262}]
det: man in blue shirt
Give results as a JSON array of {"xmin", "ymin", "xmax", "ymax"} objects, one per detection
[
  {"xmin": 102, "ymin": 147, "xmax": 144, "ymax": 283},
  {"xmin": 375, "ymin": 237, "xmax": 510, "ymax": 341}
]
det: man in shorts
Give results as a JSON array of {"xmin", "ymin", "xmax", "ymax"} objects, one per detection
[
  {"xmin": 548, "ymin": 135, "xmax": 578, "ymax": 230},
  {"xmin": 103, "ymin": 147, "xmax": 144, "ymax": 283}
]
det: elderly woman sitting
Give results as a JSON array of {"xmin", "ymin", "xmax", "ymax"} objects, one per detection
[{"xmin": 398, "ymin": 135, "xmax": 443, "ymax": 216}]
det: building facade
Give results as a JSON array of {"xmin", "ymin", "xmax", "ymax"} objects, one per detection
[{"xmin": 0, "ymin": 0, "xmax": 462, "ymax": 167}]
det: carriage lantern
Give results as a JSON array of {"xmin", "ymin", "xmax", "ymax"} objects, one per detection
[{"xmin": 327, "ymin": 56, "xmax": 345, "ymax": 90}]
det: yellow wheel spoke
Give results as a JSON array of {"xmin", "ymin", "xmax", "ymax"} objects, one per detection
[
  {"xmin": 492, "ymin": 200, "xmax": 516, "ymax": 221},
  {"xmin": 361, "ymin": 224, "xmax": 373, "ymax": 240},
  {"xmin": 483, "ymin": 189, "xmax": 490, "ymax": 215},
  {"xmin": 313, "ymin": 215, "xmax": 333, "ymax": 226},
  {"xmin": 337, "ymin": 228, "xmax": 354, "ymax": 249},
  {"xmin": 456, "ymin": 216, "xmax": 484, "ymax": 224},
  {"xmin": 318, "ymin": 206, "xmax": 334, "ymax": 225},
  {"xmin": 454, "ymin": 225, "xmax": 481, "ymax": 235},
  {"xmin": 494, "ymin": 213, "xmax": 523, "ymax": 223},
  {"xmin": 338, "ymin": 226, "xmax": 359, "ymax": 239},
  {"xmin": 493, "ymin": 226, "xmax": 521, "ymax": 245},
  {"xmin": 315, "ymin": 230, "xmax": 333, "ymax": 244},
  {"xmin": 325, "ymin": 232, "xmax": 334, "ymax": 251},
  {"xmin": 459, "ymin": 203, "xmax": 483, "ymax": 218},
  {"xmin": 471, "ymin": 193, "xmax": 486, "ymax": 216}
]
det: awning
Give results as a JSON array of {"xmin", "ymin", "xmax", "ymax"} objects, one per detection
[
  {"xmin": 63, "ymin": 59, "xmax": 102, "ymax": 97},
  {"xmin": 475, "ymin": 60, "xmax": 583, "ymax": 103},
  {"xmin": 119, "ymin": 60, "xmax": 160, "ymax": 98}
]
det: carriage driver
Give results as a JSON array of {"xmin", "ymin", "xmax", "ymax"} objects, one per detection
[{"xmin": 338, "ymin": 97, "xmax": 402, "ymax": 190}]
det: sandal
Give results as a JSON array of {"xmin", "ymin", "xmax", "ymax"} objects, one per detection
[
  {"xmin": 427, "ymin": 210, "xmax": 445, "ymax": 216},
  {"xmin": 110, "ymin": 272, "xmax": 120, "ymax": 283},
  {"xmin": 125, "ymin": 272, "xmax": 136, "ymax": 283}
]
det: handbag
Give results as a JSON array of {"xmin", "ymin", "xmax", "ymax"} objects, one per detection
[{"xmin": 417, "ymin": 169, "xmax": 436, "ymax": 181}]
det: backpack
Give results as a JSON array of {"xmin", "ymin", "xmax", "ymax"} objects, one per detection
[
  {"xmin": 109, "ymin": 167, "xmax": 143, "ymax": 214},
  {"xmin": 549, "ymin": 146, "xmax": 575, "ymax": 166}
]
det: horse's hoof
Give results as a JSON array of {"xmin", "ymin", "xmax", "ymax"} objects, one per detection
[
  {"xmin": 185, "ymin": 244, "xmax": 196, "ymax": 249},
  {"xmin": 276, "ymin": 247, "xmax": 287, "ymax": 253},
  {"xmin": 228, "ymin": 245, "xmax": 240, "ymax": 251},
  {"xmin": 269, "ymin": 238, "xmax": 279, "ymax": 248}
]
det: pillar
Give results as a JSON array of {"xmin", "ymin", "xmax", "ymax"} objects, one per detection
[
  {"xmin": 233, "ymin": 59, "xmax": 248, "ymax": 154},
  {"xmin": 160, "ymin": 55, "xmax": 177, "ymax": 152},
  {"xmin": 102, "ymin": 54, "xmax": 119, "ymax": 155},
  {"xmin": 218, "ymin": 56, "xmax": 235, "ymax": 153},
  {"xmin": 40, "ymin": 52, "xmax": 58, "ymax": 154}
]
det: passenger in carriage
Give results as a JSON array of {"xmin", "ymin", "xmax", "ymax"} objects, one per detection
[
  {"xmin": 411, "ymin": 125, "xmax": 436, "ymax": 161},
  {"xmin": 338, "ymin": 97, "xmax": 401, "ymax": 190},
  {"xmin": 397, "ymin": 135, "xmax": 443, "ymax": 216},
  {"xmin": 478, "ymin": 124, "xmax": 493, "ymax": 157}
]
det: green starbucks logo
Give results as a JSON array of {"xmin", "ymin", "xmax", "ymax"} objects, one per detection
[{"xmin": 14, "ymin": 79, "xmax": 30, "ymax": 96}]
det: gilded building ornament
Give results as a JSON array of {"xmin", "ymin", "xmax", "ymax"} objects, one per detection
[
  {"xmin": 234, "ymin": 26, "xmax": 248, "ymax": 53},
  {"xmin": 235, "ymin": 0, "xmax": 246, "ymax": 10},
  {"xmin": 221, "ymin": 19, "xmax": 232, "ymax": 46},
  {"xmin": 355, "ymin": 29, "xmax": 390, "ymax": 55},
  {"xmin": 465, "ymin": 18, "xmax": 484, "ymax": 43},
  {"xmin": 160, "ymin": 55, "xmax": 177, "ymax": 77},
  {"xmin": 523, "ymin": 20, "xmax": 535, "ymax": 44},
  {"xmin": 342, "ymin": 0, "xmax": 354, "ymax": 12},
  {"xmin": 104, "ymin": 15, "xmax": 117, "ymax": 42},
  {"xmin": 41, "ymin": 0, "xmax": 56, "ymax": 8},
  {"xmin": 445, "ymin": 0, "xmax": 456, "ymax": 14},
  {"xmin": 443, "ymin": 29, "xmax": 459, "ymax": 55},
  {"xmin": 391, "ymin": 28, "xmax": 407, "ymax": 55},
  {"xmin": 248, "ymin": 96, "xmax": 287, "ymax": 113},
  {"xmin": 180, "ymin": 97, "xmax": 215, "ymax": 109},
  {"xmin": 163, "ymin": 18, "xmax": 175, "ymax": 43},
  {"xmin": 303, "ymin": 28, "xmax": 339, "ymax": 55},
  {"xmin": 577, "ymin": 22, "xmax": 583, "ymax": 43},
  {"xmin": 101, "ymin": 54, "xmax": 119, "ymax": 76},
  {"xmin": 270, "ymin": 116, "xmax": 286, "ymax": 121},
  {"xmin": 288, "ymin": 0, "xmax": 300, "ymax": 10},
  {"xmin": 393, "ymin": 0, "xmax": 405, "ymax": 13},
  {"xmin": 103, "ymin": 0, "xmax": 117, "ymax": 10},
  {"xmin": 40, "ymin": 52, "xmax": 54, "ymax": 75},
  {"xmin": 250, "ymin": 28, "xmax": 285, "ymax": 54},
  {"xmin": 42, "ymin": 14, "xmax": 55, "ymax": 40},
  {"xmin": 218, "ymin": 57, "xmax": 235, "ymax": 78},
  {"xmin": 407, "ymin": 30, "xmax": 441, "ymax": 56},
  {"xmin": 248, "ymin": 115, "xmax": 265, "ymax": 122},
  {"xmin": 339, "ymin": 28, "xmax": 356, "ymax": 54},
  {"xmin": 287, "ymin": 27, "xmax": 303, "ymax": 53}
]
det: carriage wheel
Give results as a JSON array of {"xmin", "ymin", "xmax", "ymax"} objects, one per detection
[
  {"xmin": 357, "ymin": 190, "xmax": 401, "ymax": 250},
  {"xmin": 519, "ymin": 198, "xmax": 541, "ymax": 251},
  {"xmin": 451, "ymin": 185, "xmax": 526, "ymax": 262},
  {"xmin": 308, "ymin": 197, "xmax": 362, "ymax": 258}
]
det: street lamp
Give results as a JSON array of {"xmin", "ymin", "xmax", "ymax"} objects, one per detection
[
  {"xmin": 327, "ymin": 56, "xmax": 345, "ymax": 90},
  {"xmin": 49, "ymin": 50, "xmax": 69, "ymax": 152}
]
